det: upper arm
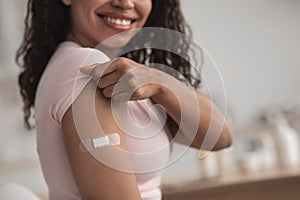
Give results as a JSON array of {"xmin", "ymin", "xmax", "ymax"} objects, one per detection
[{"xmin": 61, "ymin": 80, "xmax": 141, "ymax": 200}]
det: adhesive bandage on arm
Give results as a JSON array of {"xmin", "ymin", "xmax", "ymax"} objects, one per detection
[{"xmin": 79, "ymin": 133, "xmax": 121, "ymax": 152}]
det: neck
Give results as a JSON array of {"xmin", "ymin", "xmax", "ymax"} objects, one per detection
[
  {"xmin": 65, "ymin": 32, "xmax": 122, "ymax": 59},
  {"xmin": 66, "ymin": 31, "xmax": 96, "ymax": 48}
]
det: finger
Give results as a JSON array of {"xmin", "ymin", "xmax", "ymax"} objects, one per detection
[
  {"xmin": 102, "ymin": 84, "xmax": 127, "ymax": 98},
  {"xmin": 97, "ymin": 63, "xmax": 117, "ymax": 78},
  {"xmin": 91, "ymin": 61, "xmax": 112, "ymax": 81},
  {"xmin": 95, "ymin": 58, "xmax": 137, "ymax": 82},
  {"xmin": 130, "ymin": 87, "xmax": 146, "ymax": 101},
  {"xmin": 80, "ymin": 64, "xmax": 98, "ymax": 75},
  {"xmin": 112, "ymin": 92, "xmax": 132, "ymax": 103},
  {"xmin": 111, "ymin": 83, "xmax": 145, "ymax": 102},
  {"xmin": 103, "ymin": 80, "xmax": 135, "ymax": 98},
  {"xmin": 98, "ymin": 70, "xmax": 124, "ymax": 89},
  {"xmin": 100, "ymin": 57, "xmax": 138, "ymax": 78},
  {"xmin": 80, "ymin": 60, "xmax": 115, "ymax": 79},
  {"xmin": 102, "ymin": 84, "xmax": 115, "ymax": 98}
]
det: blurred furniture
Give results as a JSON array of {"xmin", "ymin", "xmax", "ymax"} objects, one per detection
[{"xmin": 162, "ymin": 168, "xmax": 300, "ymax": 200}]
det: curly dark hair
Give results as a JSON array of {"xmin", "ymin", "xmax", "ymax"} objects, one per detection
[{"xmin": 16, "ymin": 0, "xmax": 201, "ymax": 129}]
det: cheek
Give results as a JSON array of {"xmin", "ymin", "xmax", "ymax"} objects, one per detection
[
  {"xmin": 144, "ymin": 1, "xmax": 153, "ymax": 16},
  {"xmin": 71, "ymin": 4, "xmax": 98, "ymax": 35},
  {"xmin": 137, "ymin": 1, "xmax": 152, "ymax": 21}
]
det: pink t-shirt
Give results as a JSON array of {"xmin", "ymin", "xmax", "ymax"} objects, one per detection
[{"xmin": 35, "ymin": 41, "xmax": 170, "ymax": 200}]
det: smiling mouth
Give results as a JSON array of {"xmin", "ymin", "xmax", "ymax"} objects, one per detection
[{"xmin": 97, "ymin": 14, "xmax": 137, "ymax": 26}]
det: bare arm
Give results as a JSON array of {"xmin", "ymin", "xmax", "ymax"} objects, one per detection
[
  {"xmin": 62, "ymin": 81, "xmax": 141, "ymax": 200},
  {"xmin": 151, "ymin": 70, "xmax": 233, "ymax": 151},
  {"xmin": 80, "ymin": 57, "xmax": 233, "ymax": 151}
]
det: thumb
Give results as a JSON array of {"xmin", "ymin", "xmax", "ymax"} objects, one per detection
[{"xmin": 80, "ymin": 64, "xmax": 98, "ymax": 75}]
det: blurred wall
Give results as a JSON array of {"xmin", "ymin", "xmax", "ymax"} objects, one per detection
[
  {"xmin": 0, "ymin": 0, "xmax": 25, "ymax": 71},
  {"xmin": 182, "ymin": 0, "xmax": 300, "ymax": 127}
]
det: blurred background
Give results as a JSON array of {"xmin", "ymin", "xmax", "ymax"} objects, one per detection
[{"xmin": 0, "ymin": 0, "xmax": 300, "ymax": 199}]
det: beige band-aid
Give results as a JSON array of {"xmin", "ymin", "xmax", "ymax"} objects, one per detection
[{"xmin": 79, "ymin": 133, "xmax": 121, "ymax": 152}]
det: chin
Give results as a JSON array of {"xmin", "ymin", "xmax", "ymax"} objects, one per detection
[{"xmin": 97, "ymin": 28, "xmax": 141, "ymax": 49}]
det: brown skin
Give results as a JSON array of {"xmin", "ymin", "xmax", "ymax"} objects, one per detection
[{"xmin": 81, "ymin": 58, "xmax": 233, "ymax": 150}]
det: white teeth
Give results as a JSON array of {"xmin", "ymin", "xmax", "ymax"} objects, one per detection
[{"xmin": 104, "ymin": 16, "xmax": 131, "ymax": 26}]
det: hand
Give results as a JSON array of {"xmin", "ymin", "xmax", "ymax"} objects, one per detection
[{"xmin": 80, "ymin": 57, "xmax": 165, "ymax": 102}]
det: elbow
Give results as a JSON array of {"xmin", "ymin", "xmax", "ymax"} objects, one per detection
[{"xmin": 211, "ymin": 120, "xmax": 233, "ymax": 151}]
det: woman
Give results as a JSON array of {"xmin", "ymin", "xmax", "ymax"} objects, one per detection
[{"xmin": 16, "ymin": 0, "xmax": 232, "ymax": 199}]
